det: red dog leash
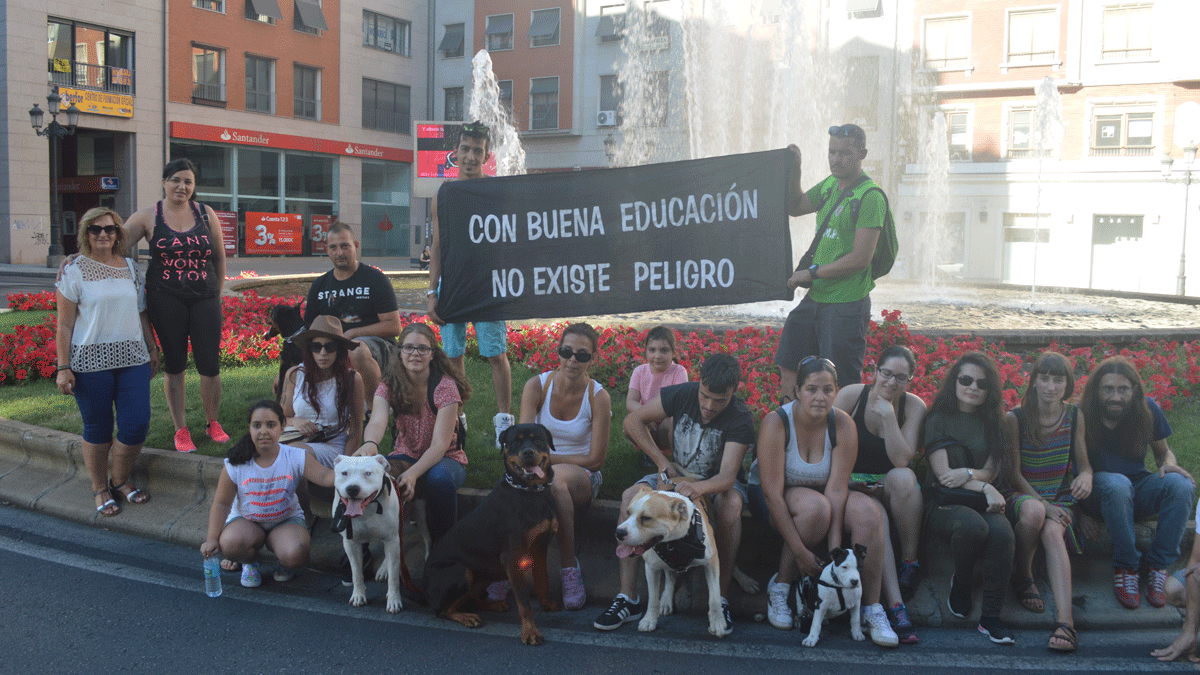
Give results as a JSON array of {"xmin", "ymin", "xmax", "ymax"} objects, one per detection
[{"xmin": 391, "ymin": 475, "xmax": 424, "ymax": 595}]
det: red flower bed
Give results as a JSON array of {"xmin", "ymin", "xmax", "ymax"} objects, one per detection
[{"xmin": 6, "ymin": 291, "xmax": 56, "ymax": 311}]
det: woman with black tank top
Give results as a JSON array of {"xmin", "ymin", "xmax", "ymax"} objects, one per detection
[
  {"xmin": 832, "ymin": 345, "xmax": 927, "ymax": 643},
  {"xmin": 123, "ymin": 158, "xmax": 227, "ymax": 453}
]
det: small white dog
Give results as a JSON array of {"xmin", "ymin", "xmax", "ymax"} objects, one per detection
[
  {"xmin": 332, "ymin": 454, "xmax": 403, "ymax": 613},
  {"xmin": 800, "ymin": 544, "xmax": 867, "ymax": 647}
]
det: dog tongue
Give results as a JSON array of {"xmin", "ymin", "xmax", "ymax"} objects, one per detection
[
  {"xmin": 528, "ymin": 465, "xmax": 545, "ymax": 478},
  {"xmin": 343, "ymin": 497, "xmax": 367, "ymax": 517},
  {"xmin": 616, "ymin": 544, "xmax": 638, "ymax": 559}
]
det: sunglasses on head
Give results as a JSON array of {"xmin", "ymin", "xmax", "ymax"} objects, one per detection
[
  {"xmin": 828, "ymin": 125, "xmax": 864, "ymax": 140},
  {"xmin": 462, "ymin": 122, "xmax": 488, "ymax": 134},
  {"xmin": 87, "ymin": 224, "xmax": 118, "ymax": 235},
  {"xmin": 558, "ymin": 346, "xmax": 593, "ymax": 363},
  {"xmin": 309, "ymin": 341, "xmax": 342, "ymax": 354},
  {"xmin": 957, "ymin": 374, "xmax": 988, "ymax": 389}
]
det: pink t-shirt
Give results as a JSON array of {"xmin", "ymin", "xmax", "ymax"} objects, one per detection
[
  {"xmin": 628, "ymin": 362, "xmax": 689, "ymax": 406},
  {"xmin": 375, "ymin": 376, "xmax": 467, "ymax": 466}
]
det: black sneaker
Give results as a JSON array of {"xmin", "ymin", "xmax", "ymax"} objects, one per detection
[
  {"xmin": 339, "ymin": 543, "xmax": 373, "ymax": 586},
  {"xmin": 947, "ymin": 573, "xmax": 972, "ymax": 618},
  {"xmin": 593, "ymin": 595, "xmax": 644, "ymax": 631},
  {"xmin": 721, "ymin": 597, "xmax": 733, "ymax": 635},
  {"xmin": 978, "ymin": 616, "xmax": 1015, "ymax": 645}
]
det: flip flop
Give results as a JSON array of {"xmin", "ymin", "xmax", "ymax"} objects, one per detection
[
  {"xmin": 93, "ymin": 489, "xmax": 120, "ymax": 517},
  {"xmin": 1048, "ymin": 622, "xmax": 1077, "ymax": 652},
  {"xmin": 1012, "ymin": 576, "xmax": 1045, "ymax": 613},
  {"xmin": 110, "ymin": 480, "xmax": 150, "ymax": 505}
]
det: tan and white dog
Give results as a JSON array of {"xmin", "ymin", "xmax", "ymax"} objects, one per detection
[
  {"xmin": 332, "ymin": 454, "xmax": 403, "ymax": 613},
  {"xmin": 615, "ymin": 484, "xmax": 727, "ymax": 638}
]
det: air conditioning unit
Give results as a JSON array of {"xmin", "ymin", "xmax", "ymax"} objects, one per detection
[{"xmin": 597, "ymin": 110, "xmax": 617, "ymax": 127}]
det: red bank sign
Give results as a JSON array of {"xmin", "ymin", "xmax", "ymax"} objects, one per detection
[
  {"xmin": 245, "ymin": 212, "xmax": 303, "ymax": 255},
  {"xmin": 170, "ymin": 122, "xmax": 413, "ymax": 163}
]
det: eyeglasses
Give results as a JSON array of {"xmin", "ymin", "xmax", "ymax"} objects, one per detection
[
  {"xmin": 877, "ymin": 367, "xmax": 911, "ymax": 383},
  {"xmin": 828, "ymin": 124, "xmax": 864, "ymax": 140},
  {"xmin": 309, "ymin": 341, "xmax": 341, "ymax": 354},
  {"xmin": 558, "ymin": 346, "xmax": 593, "ymax": 363},
  {"xmin": 400, "ymin": 343, "xmax": 433, "ymax": 355},
  {"xmin": 87, "ymin": 224, "xmax": 118, "ymax": 235},
  {"xmin": 957, "ymin": 374, "xmax": 988, "ymax": 389}
]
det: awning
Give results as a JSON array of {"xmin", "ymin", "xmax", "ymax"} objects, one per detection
[
  {"xmin": 596, "ymin": 14, "xmax": 625, "ymax": 38},
  {"xmin": 246, "ymin": 0, "xmax": 283, "ymax": 20},
  {"xmin": 847, "ymin": 0, "xmax": 880, "ymax": 11},
  {"xmin": 439, "ymin": 24, "xmax": 464, "ymax": 53},
  {"xmin": 530, "ymin": 78, "xmax": 557, "ymax": 95},
  {"xmin": 486, "ymin": 14, "xmax": 513, "ymax": 35},
  {"xmin": 527, "ymin": 11, "xmax": 559, "ymax": 39},
  {"xmin": 294, "ymin": 0, "xmax": 328, "ymax": 30}
]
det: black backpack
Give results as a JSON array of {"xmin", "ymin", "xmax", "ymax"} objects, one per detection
[{"xmin": 426, "ymin": 365, "xmax": 467, "ymax": 452}]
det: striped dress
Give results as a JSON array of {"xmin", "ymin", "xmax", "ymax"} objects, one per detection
[{"xmin": 1004, "ymin": 404, "xmax": 1083, "ymax": 553}]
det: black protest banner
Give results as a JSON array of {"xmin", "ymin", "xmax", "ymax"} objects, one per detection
[{"xmin": 435, "ymin": 149, "xmax": 793, "ymax": 323}]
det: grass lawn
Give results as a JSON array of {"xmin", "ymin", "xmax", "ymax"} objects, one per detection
[{"xmin": 0, "ymin": 310, "xmax": 53, "ymax": 333}]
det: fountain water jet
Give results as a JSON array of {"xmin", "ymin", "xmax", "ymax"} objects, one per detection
[{"xmin": 469, "ymin": 50, "xmax": 526, "ymax": 176}]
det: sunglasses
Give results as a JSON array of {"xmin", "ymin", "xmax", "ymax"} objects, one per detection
[
  {"xmin": 877, "ymin": 367, "xmax": 911, "ymax": 383},
  {"xmin": 309, "ymin": 341, "xmax": 342, "ymax": 354},
  {"xmin": 828, "ymin": 124, "xmax": 864, "ymax": 140},
  {"xmin": 957, "ymin": 374, "xmax": 988, "ymax": 389},
  {"xmin": 558, "ymin": 346, "xmax": 593, "ymax": 363},
  {"xmin": 87, "ymin": 224, "xmax": 118, "ymax": 235},
  {"xmin": 400, "ymin": 343, "xmax": 433, "ymax": 355},
  {"xmin": 462, "ymin": 122, "xmax": 488, "ymax": 134}
]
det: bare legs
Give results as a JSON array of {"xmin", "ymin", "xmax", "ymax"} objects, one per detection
[{"xmin": 163, "ymin": 372, "xmax": 222, "ymax": 430}]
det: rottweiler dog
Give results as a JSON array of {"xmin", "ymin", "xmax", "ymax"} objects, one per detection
[
  {"xmin": 266, "ymin": 302, "xmax": 305, "ymax": 400},
  {"xmin": 423, "ymin": 423, "xmax": 560, "ymax": 645}
]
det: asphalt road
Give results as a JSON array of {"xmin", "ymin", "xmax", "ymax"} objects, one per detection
[{"xmin": 0, "ymin": 504, "xmax": 1193, "ymax": 675}]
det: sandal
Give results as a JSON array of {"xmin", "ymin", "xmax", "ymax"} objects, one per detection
[
  {"xmin": 93, "ymin": 489, "xmax": 120, "ymax": 517},
  {"xmin": 1048, "ymin": 622, "xmax": 1077, "ymax": 652},
  {"xmin": 1011, "ymin": 576, "xmax": 1045, "ymax": 613},
  {"xmin": 110, "ymin": 480, "xmax": 150, "ymax": 505}
]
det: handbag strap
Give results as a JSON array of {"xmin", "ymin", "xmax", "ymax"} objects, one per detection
[{"xmin": 795, "ymin": 174, "xmax": 870, "ymax": 271}]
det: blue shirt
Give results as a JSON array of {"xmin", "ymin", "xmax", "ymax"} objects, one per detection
[{"xmin": 1090, "ymin": 396, "xmax": 1172, "ymax": 477}]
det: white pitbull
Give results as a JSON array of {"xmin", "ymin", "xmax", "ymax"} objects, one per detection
[{"xmin": 332, "ymin": 454, "xmax": 403, "ymax": 613}]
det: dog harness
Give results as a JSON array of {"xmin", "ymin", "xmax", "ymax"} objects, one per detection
[
  {"xmin": 652, "ymin": 507, "xmax": 707, "ymax": 573},
  {"xmin": 817, "ymin": 567, "xmax": 851, "ymax": 612},
  {"xmin": 330, "ymin": 474, "xmax": 422, "ymax": 595}
]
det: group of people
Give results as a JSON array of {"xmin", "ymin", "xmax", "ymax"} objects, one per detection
[{"xmin": 51, "ymin": 122, "xmax": 1198, "ymax": 659}]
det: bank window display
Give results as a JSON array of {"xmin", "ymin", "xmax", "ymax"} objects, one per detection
[
  {"xmin": 361, "ymin": 161, "xmax": 411, "ymax": 257},
  {"xmin": 48, "ymin": 19, "xmax": 135, "ymax": 95}
]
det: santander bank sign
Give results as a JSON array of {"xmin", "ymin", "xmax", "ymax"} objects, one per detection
[{"xmin": 170, "ymin": 122, "xmax": 412, "ymax": 163}]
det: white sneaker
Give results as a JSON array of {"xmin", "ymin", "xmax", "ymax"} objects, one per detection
[
  {"xmin": 493, "ymin": 412, "xmax": 515, "ymax": 449},
  {"xmin": 862, "ymin": 603, "xmax": 899, "ymax": 647},
  {"xmin": 766, "ymin": 573, "xmax": 793, "ymax": 630}
]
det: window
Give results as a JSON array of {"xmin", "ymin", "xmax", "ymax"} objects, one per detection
[
  {"xmin": 244, "ymin": 0, "xmax": 281, "ymax": 24},
  {"xmin": 1092, "ymin": 110, "xmax": 1154, "ymax": 156},
  {"xmin": 363, "ymin": 11, "xmax": 411, "ymax": 55},
  {"xmin": 444, "ymin": 87, "xmax": 463, "ymax": 122},
  {"xmin": 486, "ymin": 14, "xmax": 514, "ymax": 51},
  {"xmin": 363, "ymin": 78, "xmax": 411, "ymax": 133},
  {"xmin": 192, "ymin": 46, "xmax": 224, "ymax": 102},
  {"xmin": 193, "ymin": 0, "xmax": 224, "ymax": 12},
  {"xmin": 643, "ymin": 11, "xmax": 670, "ymax": 51},
  {"xmin": 647, "ymin": 70, "xmax": 669, "ymax": 126},
  {"xmin": 946, "ymin": 111, "xmax": 969, "ymax": 161},
  {"xmin": 294, "ymin": 0, "xmax": 328, "ymax": 34},
  {"xmin": 1007, "ymin": 108, "xmax": 1054, "ymax": 159},
  {"xmin": 245, "ymin": 56, "xmax": 275, "ymax": 113},
  {"xmin": 847, "ymin": 0, "xmax": 883, "ymax": 20},
  {"xmin": 530, "ymin": 77, "xmax": 558, "ymax": 130},
  {"xmin": 439, "ymin": 23, "xmax": 464, "ymax": 58},
  {"xmin": 1007, "ymin": 8, "xmax": 1057, "ymax": 64},
  {"xmin": 923, "ymin": 15, "xmax": 969, "ymax": 69},
  {"xmin": 48, "ymin": 19, "xmax": 135, "ymax": 94},
  {"xmin": 528, "ymin": 8, "xmax": 560, "ymax": 47},
  {"xmin": 599, "ymin": 74, "xmax": 622, "ymax": 126},
  {"xmin": 1102, "ymin": 4, "xmax": 1152, "ymax": 60},
  {"xmin": 498, "ymin": 80, "xmax": 513, "ymax": 116},
  {"xmin": 845, "ymin": 56, "xmax": 878, "ymax": 127},
  {"xmin": 294, "ymin": 65, "xmax": 320, "ymax": 120},
  {"xmin": 596, "ymin": 6, "xmax": 624, "ymax": 41}
]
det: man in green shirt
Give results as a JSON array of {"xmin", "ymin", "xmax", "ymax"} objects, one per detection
[{"xmin": 774, "ymin": 124, "xmax": 885, "ymax": 397}]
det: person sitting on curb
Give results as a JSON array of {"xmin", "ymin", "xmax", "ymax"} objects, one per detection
[
  {"xmin": 1153, "ymin": 499, "xmax": 1200, "ymax": 662},
  {"xmin": 1078, "ymin": 356, "xmax": 1195, "ymax": 610},
  {"xmin": 594, "ymin": 353, "xmax": 754, "ymax": 635}
]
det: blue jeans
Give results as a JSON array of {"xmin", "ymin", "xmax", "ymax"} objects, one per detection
[
  {"xmin": 73, "ymin": 362, "xmax": 152, "ymax": 445},
  {"xmin": 1083, "ymin": 470, "xmax": 1195, "ymax": 570},
  {"xmin": 390, "ymin": 455, "xmax": 466, "ymax": 544}
]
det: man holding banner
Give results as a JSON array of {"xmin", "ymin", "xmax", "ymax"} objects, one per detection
[
  {"xmin": 773, "ymin": 124, "xmax": 887, "ymax": 396},
  {"xmin": 427, "ymin": 122, "xmax": 515, "ymax": 448}
]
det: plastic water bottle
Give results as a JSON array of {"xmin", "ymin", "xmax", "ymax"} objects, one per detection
[{"xmin": 203, "ymin": 556, "xmax": 223, "ymax": 597}]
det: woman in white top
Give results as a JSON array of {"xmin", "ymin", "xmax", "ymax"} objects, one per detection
[
  {"xmin": 281, "ymin": 315, "xmax": 364, "ymax": 467},
  {"xmin": 55, "ymin": 207, "xmax": 159, "ymax": 517},
  {"xmin": 517, "ymin": 322, "xmax": 611, "ymax": 611},
  {"xmin": 751, "ymin": 357, "xmax": 896, "ymax": 646}
]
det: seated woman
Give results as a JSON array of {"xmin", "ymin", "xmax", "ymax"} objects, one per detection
[
  {"xmin": 281, "ymin": 315, "xmax": 364, "ymax": 468},
  {"xmin": 923, "ymin": 351, "xmax": 1015, "ymax": 645},
  {"xmin": 832, "ymin": 345, "xmax": 927, "ymax": 644},
  {"xmin": 356, "ymin": 323, "xmax": 470, "ymax": 546},
  {"xmin": 749, "ymin": 356, "xmax": 897, "ymax": 647},
  {"xmin": 1003, "ymin": 351, "xmax": 1090, "ymax": 652},
  {"xmin": 517, "ymin": 322, "xmax": 611, "ymax": 611}
]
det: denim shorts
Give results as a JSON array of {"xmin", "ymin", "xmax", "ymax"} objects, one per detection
[
  {"xmin": 441, "ymin": 321, "xmax": 508, "ymax": 359},
  {"xmin": 228, "ymin": 515, "xmax": 306, "ymax": 533}
]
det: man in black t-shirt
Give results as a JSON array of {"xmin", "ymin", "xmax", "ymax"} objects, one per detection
[
  {"xmin": 304, "ymin": 221, "xmax": 401, "ymax": 406},
  {"xmin": 594, "ymin": 353, "xmax": 755, "ymax": 633}
]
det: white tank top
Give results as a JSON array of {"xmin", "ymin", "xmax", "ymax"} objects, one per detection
[
  {"xmin": 535, "ymin": 371, "xmax": 607, "ymax": 456},
  {"xmin": 751, "ymin": 401, "xmax": 833, "ymax": 489},
  {"xmin": 291, "ymin": 367, "xmax": 341, "ymax": 428}
]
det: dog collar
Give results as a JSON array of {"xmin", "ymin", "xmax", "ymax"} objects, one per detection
[
  {"xmin": 504, "ymin": 471, "xmax": 549, "ymax": 492},
  {"xmin": 652, "ymin": 507, "xmax": 706, "ymax": 573}
]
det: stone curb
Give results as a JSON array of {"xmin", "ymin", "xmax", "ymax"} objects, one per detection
[{"xmin": 0, "ymin": 416, "xmax": 1185, "ymax": 632}]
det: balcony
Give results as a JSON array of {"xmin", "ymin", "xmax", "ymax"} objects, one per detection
[
  {"xmin": 192, "ymin": 81, "xmax": 226, "ymax": 105},
  {"xmin": 49, "ymin": 61, "xmax": 135, "ymax": 95},
  {"xmin": 1090, "ymin": 145, "xmax": 1153, "ymax": 157}
]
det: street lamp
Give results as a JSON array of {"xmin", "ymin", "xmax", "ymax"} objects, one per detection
[
  {"xmin": 30, "ymin": 87, "xmax": 80, "ymax": 265},
  {"xmin": 1161, "ymin": 142, "xmax": 1197, "ymax": 296}
]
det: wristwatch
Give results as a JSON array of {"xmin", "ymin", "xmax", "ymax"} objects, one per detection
[
  {"xmin": 966, "ymin": 468, "xmax": 975, "ymax": 480},
  {"xmin": 426, "ymin": 290, "xmax": 438, "ymax": 297},
  {"xmin": 808, "ymin": 264, "xmax": 819, "ymax": 279}
]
